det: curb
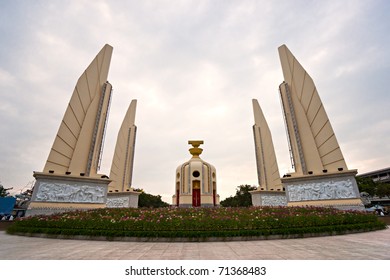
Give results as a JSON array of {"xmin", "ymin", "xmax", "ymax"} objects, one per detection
[{"xmin": 9, "ymin": 227, "xmax": 387, "ymax": 242}]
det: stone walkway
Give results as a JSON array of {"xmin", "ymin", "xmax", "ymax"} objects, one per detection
[{"xmin": 0, "ymin": 229, "xmax": 389, "ymax": 260}]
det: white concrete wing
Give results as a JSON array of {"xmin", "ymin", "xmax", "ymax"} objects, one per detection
[
  {"xmin": 109, "ymin": 100, "xmax": 137, "ymax": 192},
  {"xmin": 252, "ymin": 99, "xmax": 282, "ymax": 190},
  {"xmin": 278, "ymin": 44, "xmax": 348, "ymax": 175},
  {"xmin": 43, "ymin": 44, "xmax": 113, "ymax": 177}
]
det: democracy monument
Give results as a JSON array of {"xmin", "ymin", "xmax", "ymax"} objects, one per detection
[{"xmin": 26, "ymin": 43, "xmax": 364, "ymax": 216}]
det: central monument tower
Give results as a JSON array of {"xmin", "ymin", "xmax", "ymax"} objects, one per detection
[{"xmin": 173, "ymin": 141, "xmax": 219, "ymax": 207}]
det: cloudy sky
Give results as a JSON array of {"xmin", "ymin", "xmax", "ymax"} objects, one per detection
[{"xmin": 1, "ymin": 0, "xmax": 389, "ymax": 203}]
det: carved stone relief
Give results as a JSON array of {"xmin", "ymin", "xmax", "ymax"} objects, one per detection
[
  {"xmin": 261, "ymin": 194, "xmax": 287, "ymax": 206},
  {"xmin": 35, "ymin": 182, "xmax": 106, "ymax": 203},
  {"xmin": 286, "ymin": 179, "xmax": 357, "ymax": 202},
  {"xmin": 107, "ymin": 197, "xmax": 130, "ymax": 208}
]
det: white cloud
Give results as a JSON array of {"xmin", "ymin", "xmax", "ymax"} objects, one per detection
[{"xmin": 0, "ymin": 68, "xmax": 16, "ymax": 87}]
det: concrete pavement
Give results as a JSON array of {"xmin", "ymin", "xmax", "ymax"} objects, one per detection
[{"xmin": 0, "ymin": 228, "xmax": 389, "ymax": 260}]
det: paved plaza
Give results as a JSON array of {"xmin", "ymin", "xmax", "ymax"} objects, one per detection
[{"xmin": 0, "ymin": 228, "xmax": 389, "ymax": 260}]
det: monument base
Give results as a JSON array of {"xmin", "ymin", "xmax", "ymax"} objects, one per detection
[
  {"xmin": 287, "ymin": 198, "xmax": 365, "ymax": 211},
  {"xmin": 107, "ymin": 190, "xmax": 140, "ymax": 208},
  {"xmin": 26, "ymin": 172, "xmax": 110, "ymax": 217},
  {"xmin": 250, "ymin": 190, "xmax": 287, "ymax": 206},
  {"xmin": 281, "ymin": 170, "xmax": 365, "ymax": 211}
]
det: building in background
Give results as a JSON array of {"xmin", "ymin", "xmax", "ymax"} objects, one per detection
[
  {"xmin": 357, "ymin": 167, "xmax": 390, "ymax": 207},
  {"xmin": 357, "ymin": 168, "xmax": 390, "ymax": 184}
]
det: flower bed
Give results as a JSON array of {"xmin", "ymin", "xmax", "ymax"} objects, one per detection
[{"xmin": 7, "ymin": 206, "xmax": 386, "ymax": 240}]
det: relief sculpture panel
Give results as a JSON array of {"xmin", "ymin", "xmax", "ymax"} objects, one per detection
[
  {"xmin": 35, "ymin": 182, "xmax": 106, "ymax": 203},
  {"xmin": 287, "ymin": 179, "xmax": 356, "ymax": 202},
  {"xmin": 262, "ymin": 194, "xmax": 287, "ymax": 206},
  {"xmin": 107, "ymin": 197, "xmax": 130, "ymax": 208}
]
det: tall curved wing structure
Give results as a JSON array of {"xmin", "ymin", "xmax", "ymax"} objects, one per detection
[
  {"xmin": 43, "ymin": 44, "xmax": 113, "ymax": 177},
  {"xmin": 252, "ymin": 99, "xmax": 282, "ymax": 190},
  {"xmin": 278, "ymin": 44, "xmax": 348, "ymax": 175},
  {"xmin": 109, "ymin": 100, "xmax": 137, "ymax": 192}
]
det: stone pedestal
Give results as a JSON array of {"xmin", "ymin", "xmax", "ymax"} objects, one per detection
[
  {"xmin": 250, "ymin": 190, "xmax": 287, "ymax": 206},
  {"xmin": 107, "ymin": 191, "xmax": 140, "ymax": 208},
  {"xmin": 282, "ymin": 170, "xmax": 365, "ymax": 211},
  {"xmin": 26, "ymin": 172, "xmax": 110, "ymax": 216}
]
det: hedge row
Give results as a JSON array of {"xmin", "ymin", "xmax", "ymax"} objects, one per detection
[{"xmin": 7, "ymin": 206, "xmax": 387, "ymax": 240}]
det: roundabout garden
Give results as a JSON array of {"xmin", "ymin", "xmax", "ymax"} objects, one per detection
[{"xmin": 7, "ymin": 206, "xmax": 387, "ymax": 241}]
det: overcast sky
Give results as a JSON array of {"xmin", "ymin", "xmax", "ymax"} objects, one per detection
[{"xmin": 1, "ymin": 0, "xmax": 389, "ymax": 203}]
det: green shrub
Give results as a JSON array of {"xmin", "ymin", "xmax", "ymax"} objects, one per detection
[{"xmin": 7, "ymin": 206, "xmax": 386, "ymax": 239}]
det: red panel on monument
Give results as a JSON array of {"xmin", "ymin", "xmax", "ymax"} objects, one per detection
[{"xmin": 192, "ymin": 189, "xmax": 200, "ymax": 207}]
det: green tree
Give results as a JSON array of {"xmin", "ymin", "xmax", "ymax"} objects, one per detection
[
  {"xmin": 133, "ymin": 188, "xmax": 169, "ymax": 208},
  {"xmin": 356, "ymin": 177, "xmax": 377, "ymax": 197},
  {"xmin": 220, "ymin": 184, "xmax": 257, "ymax": 207},
  {"xmin": 376, "ymin": 183, "xmax": 390, "ymax": 198},
  {"xmin": 220, "ymin": 196, "xmax": 240, "ymax": 207},
  {"xmin": 0, "ymin": 184, "xmax": 13, "ymax": 197}
]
